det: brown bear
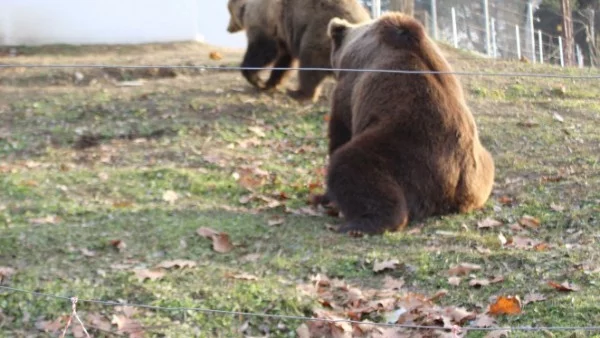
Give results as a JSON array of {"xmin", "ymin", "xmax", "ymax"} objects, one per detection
[
  {"xmin": 313, "ymin": 12, "xmax": 495, "ymax": 235},
  {"xmin": 226, "ymin": 0, "xmax": 371, "ymax": 102}
]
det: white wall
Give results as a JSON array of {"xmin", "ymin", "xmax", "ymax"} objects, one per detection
[{"xmin": 0, "ymin": 0, "xmax": 247, "ymax": 48}]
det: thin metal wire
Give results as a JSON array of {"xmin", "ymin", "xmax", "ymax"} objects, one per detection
[
  {"xmin": 0, "ymin": 64, "xmax": 599, "ymax": 79},
  {"xmin": 2, "ymin": 285, "xmax": 600, "ymax": 332}
]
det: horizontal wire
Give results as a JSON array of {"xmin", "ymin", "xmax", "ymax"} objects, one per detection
[
  {"xmin": 0, "ymin": 64, "xmax": 599, "ymax": 79},
  {"xmin": 2, "ymin": 285, "xmax": 600, "ymax": 332}
]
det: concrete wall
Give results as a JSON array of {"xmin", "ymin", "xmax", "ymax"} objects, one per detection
[{"xmin": 0, "ymin": 0, "xmax": 247, "ymax": 48}]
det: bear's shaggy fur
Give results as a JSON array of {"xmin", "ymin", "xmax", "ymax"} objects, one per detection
[
  {"xmin": 316, "ymin": 13, "xmax": 495, "ymax": 235},
  {"xmin": 226, "ymin": 0, "xmax": 370, "ymax": 102}
]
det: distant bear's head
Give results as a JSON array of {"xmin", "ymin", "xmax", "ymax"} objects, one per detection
[
  {"xmin": 326, "ymin": 13, "xmax": 429, "ymax": 74},
  {"xmin": 227, "ymin": 0, "xmax": 247, "ymax": 33}
]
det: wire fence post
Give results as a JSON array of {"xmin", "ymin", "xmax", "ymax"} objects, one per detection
[
  {"xmin": 538, "ymin": 29, "xmax": 544, "ymax": 64},
  {"xmin": 371, "ymin": 0, "xmax": 381, "ymax": 18},
  {"xmin": 516, "ymin": 25, "xmax": 521, "ymax": 60},
  {"xmin": 431, "ymin": 0, "xmax": 438, "ymax": 40},
  {"xmin": 576, "ymin": 44, "xmax": 584, "ymax": 68},
  {"xmin": 491, "ymin": 18, "xmax": 497, "ymax": 58},
  {"xmin": 483, "ymin": 0, "xmax": 491, "ymax": 56},
  {"xmin": 527, "ymin": 1, "xmax": 536, "ymax": 63},
  {"xmin": 558, "ymin": 36, "xmax": 564, "ymax": 67},
  {"xmin": 451, "ymin": 7, "xmax": 458, "ymax": 48}
]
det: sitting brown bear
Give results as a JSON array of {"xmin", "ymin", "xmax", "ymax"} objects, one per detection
[
  {"xmin": 226, "ymin": 0, "xmax": 370, "ymax": 102},
  {"xmin": 315, "ymin": 13, "xmax": 495, "ymax": 235}
]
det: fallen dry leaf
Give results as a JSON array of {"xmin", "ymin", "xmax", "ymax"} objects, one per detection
[
  {"xmin": 196, "ymin": 227, "xmax": 234, "ymax": 253},
  {"xmin": 267, "ymin": 215, "xmax": 285, "ymax": 226},
  {"xmin": 469, "ymin": 279, "xmax": 490, "ymax": 288},
  {"xmin": 373, "ymin": 260, "xmax": 400, "ymax": 273},
  {"xmin": 497, "ymin": 195, "xmax": 514, "ymax": 205},
  {"xmin": 472, "ymin": 314, "xmax": 497, "ymax": 328},
  {"xmin": 484, "ymin": 329, "xmax": 511, "ymax": 338},
  {"xmin": 209, "ymin": 51, "xmax": 223, "ymax": 60},
  {"xmin": 35, "ymin": 316, "xmax": 65, "ymax": 333},
  {"xmin": 225, "ymin": 272, "xmax": 259, "ymax": 281},
  {"xmin": 115, "ymin": 305, "xmax": 138, "ymax": 318},
  {"xmin": 383, "ymin": 276, "xmax": 405, "ymax": 290},
  {"xmin": 0, "ymin": 266, "xmax": 16, "ymax": 279},
  {"xmin": 87, "ymin": 313, "xmax": 112, "ymax": 331},
  {"xmin": 488, "ymin": 295, "xmax": 522, "ymax": 316},
  {"xmin": 523, "ymin": 293, "xmax": 547, "ymax": 305},
  {"xmin": 241, "ymin": 253, "xmax": 261, "ymax": 262},
  {"xmin": 498, "ymin": 232, "xmax": 508, "ymax": 246},
  {"xmin": 519, "ymin": 215, "xmax": 540, "ymax": 229},
  {"xmin": 548, "ymin": 281, "xmax": 580, "ymax": 292},
  {"xmin": 448, "ymin": 276, "xmax": 461, "ymax": 286},
  {"xmin": 550, "ymin": 203, "xmax": 565, "ymax": 212},
  {"xmin": 162, "ymin": 190, "xmax": 179, "ymax": 204},
  {"xmin": 29, "ymin": 215, "xmax": 61, "ymax": 225},
  {"xmin": 155, "ymin": 260, "xmax": 197, "ymax": 269},
  {"xmin": 476, "ymin": 246, "xmax": 492, "ymax": 254},
  {"xmin": 477, "ymin": 218, "xmax": 503, "ymax": 229},
  {"xmin": 133, "ymin": 269, "xmax": 166, "ymax": 282},
  {"xmin": 112, "ymin": 314, "xmax": 144, "ymax": 338},
  {"xmin": 109, "ymin": 239, "xmax": 127, "ymax": 252},
  {"xmin": 112, "ymin": 201, "xmax": 134, "ymax": 208},
  {"xmin": 447, "ymin": 263, "xmax": 482, "ymax": 276},
  {"xmin": 79, "ymin": 248, "xmax": 96, "ymax": 257},
  {"xmin": 489, "ymin": 276, "xmax": 505, "ymax": 284},
  {"xmin": 248, "ymin": 126, "xmax": 266, "ymax": 137}
]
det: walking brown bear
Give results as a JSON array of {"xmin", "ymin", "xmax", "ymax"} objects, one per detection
[
  {"xmin": 313, "ymin": 12, "xmax": 495, "ymax": 235},
  {"xmin": 226, "ymin": 0, "xmax": 370, "ymax": 103}
]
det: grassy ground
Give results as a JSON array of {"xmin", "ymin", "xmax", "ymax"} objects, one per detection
[{"xmin": 1, "ymin": 41, "xmax": 600, "ymax": 337}]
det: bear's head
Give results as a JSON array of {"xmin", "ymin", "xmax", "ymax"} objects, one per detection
[
  {"xmin": 227, "ymin": 0, "xmax": 247, "ymax": 33},
  {"xmin": 327, "ymin": 13, "xmax": 429, "ymax": 75}
]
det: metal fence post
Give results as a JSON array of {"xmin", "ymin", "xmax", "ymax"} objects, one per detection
[
  {"xmin": 558, "ymin": 36, "xmax": 564, "ymax": 67},
  {"xmin": 451, "ymin": 7, "xmax": 458, "ymax": 48},
  {"xmin": 528, "ymin": 1, "xmax": 536, "ymax": 63},
  {"xmin": 516, "ymin": 25, "xmax": 521, "ymax": 60},
  {"xmin": 538, "ymin": 29, "xmax": 543, "ymax": 63}
]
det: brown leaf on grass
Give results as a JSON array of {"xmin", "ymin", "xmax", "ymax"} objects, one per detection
[
  {"xmin": 498, "ymin": 195, "xmax": 514, "ymax": 205},
  {"xmin": 267, "ymin": 215, "xmax": 285, "ymax": 226},
  {"xmin": 155, "ymin": 260, "xmax": 197, "ymax": 269},
  {"xmin": 427, "ymin": 289, "xmax": 448, "ymax": 302},
  {"xmin": 87, "ymin": 313, "xmax": 112, "ymax": 331},
  {"xmin": 225, "ymin": 272, "xmax": 259, "ymax": 281},
  {"xmin": 488, "ymin": 296, "xmax": 522, "ymax": 316},
  {"xmin": 443, "ymin": 307, "xmax": 476, "ymax": 324},
  {"xmin": 209, "ymin": 51, "xmax": 223, "ymax": 60},
  {"xmin": 550, "ymin": 203, "xmax": 565, "ymax": 212},
  {"xmin": 162, "ymin": 190, "xmax": 179, "ymax": 203},
  {"xmin": 248, "ymin": 126, "xmax": 266, "ymax": 137},
  {"xmin": 35, "ymin": 316, "xmax": 66, "ymax": 333},
  {"xmin": 489, "ymin": 276, "xmax": 505, "ymax": 284},
  {"xmin": 112, "ymin": 314, "xmax": 144, "ymax": 338},
  {"xmin": 133, "ymin": 269, "xmax": 166, "ymax": 282},
  {"xmin": 484, "ymin": 329, "xmax": 511, "ymax": 338},
  {"xmin": 115, "ymin": 305, "xmax": 138, "ymax": 318},
  {"xmin": 523, "ymin": 293, "xmax": 547, "ymax": 305},
  {"xmin": 109, "ymin": 239, "xmax": 127, "ymax": 252},
  {"xmin": 241, "ymin": 253, "xmax": 261, "ymax": 262},
  {"xmin": 476, "ymin": 246, "xmax": 492, "ymax": 254},
  {"xmin": 508, "ymin": 222, "xmax": 524, "ymax": 232},
  {"xmin": 519, "ymin": 215, "xmax": 540, "ymax": 229},
  {"xmin": 477, "ymin": 218, "xmax": 503, "ymax": 229},
  {"xmin": 548, "ymin": 281, "xmax": 580, "ymax": 292},
  {"xmin": 196, "ymin": 227, "xmax": 234, "ymax": 253},
  {"xmin": 469, "ymin": 279, "xmax": 490, "ymax": 288},
  {"xmin": 383, "ymin": 276, "xmax": 405, "ymax": 290},
  {"xmin": 447, "ymin": 263, "xmax": 482, "ymax": 276},
  {"xmin": 472, "ymin": 314, "xmax": 497, "ymax": 328},
  {"xmin": 373, "ymin": 260, "xmax": 400, "ymax": 273},
  {"xmin": 79, "ymin": 248, "xmax": 96, "ymax": 257},
  {"xmin": 113, "ymin": 201, "xmax": 134, "ymax": 208},
  {"xmin": 29, "ymin": 215, "xmax": 61, "ymax": 225},
  {"xmin": 0, "ymin": 266, "xmax": 16, "ymax": 279},
  {"xmin": 517, "ymin": 120, "xmax": 540, "ymax": 128},
  {"xmin": 541, "ymin": 175, "xmax": 565, "ymax": 183},
  {"xmin": 448, "ymin": 276, "xmax": 461, "ymax": 286}
]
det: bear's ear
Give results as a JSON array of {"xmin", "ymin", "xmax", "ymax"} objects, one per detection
[{"xmin": 327, "ymin": 17, "xmax": 351, "ymax": 48}]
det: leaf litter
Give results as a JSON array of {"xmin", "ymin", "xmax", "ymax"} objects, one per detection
[
  {"xmin": 296, "ymin": 273, "xmax": 505, "ymax": 337},
  {"xmin": 196, "ymin": 227, "xmax": 234, "ymax": 253}
]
